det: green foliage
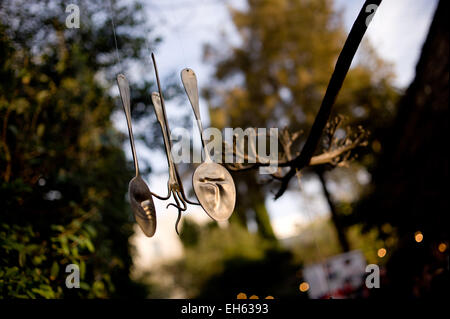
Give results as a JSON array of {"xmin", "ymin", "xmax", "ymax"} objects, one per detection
[
  {"xmin": 0, "ymin": 222, "xmax": 106, "ymax": 298},
  {"xmin": 0, "ymin": 0, "xmax": 157, "ymax": 298}
]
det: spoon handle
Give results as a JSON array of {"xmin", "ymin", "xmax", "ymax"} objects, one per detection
[
  {"xmin": 151, "ymin": 92, "xmax": 177, "ymax": 180},
  {"xmin": 181, "ymin": 68, "xmax": 211, "ymax": 162},
  {"xmin": 151, "ymin": 53, "xmax": 182, "ymax": 186},
  {"xmin": 151, "ymin": 54, "xmax": 173, "ymax": 146},
  {"xmin": 117, "ymin": 74, "xmax": 139, "ymax": 176}
]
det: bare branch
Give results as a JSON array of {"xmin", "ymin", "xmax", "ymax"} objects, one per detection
[
  {"xmin": 309, "ymin": 135, "xmax": 366, "ymax": 166},
  {"xmin": 225, "ymin": 121, "xmax": 368, "ymax": 174}
]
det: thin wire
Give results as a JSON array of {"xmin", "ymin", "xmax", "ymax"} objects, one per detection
[
  {"xmin": 167, "ymin": 0, "xmax": 191, "ymax": 67},
  {"xmin": 108, "ymin": 0, "xmax": 123, "ymax": 72}
]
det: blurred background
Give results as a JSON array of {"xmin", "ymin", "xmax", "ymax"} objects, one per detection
[{"xmin": 0, "ymin": 0, "xmax": 448, "ymax": 299}]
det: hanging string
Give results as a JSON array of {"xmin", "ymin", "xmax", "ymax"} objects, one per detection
[
  {"xmin": 108, "ymin": 0, "xmax": 123, "ymax": 73},
  {"xmin": 167, "ymin": 0, "xmax": 191, "ymax": 67}
]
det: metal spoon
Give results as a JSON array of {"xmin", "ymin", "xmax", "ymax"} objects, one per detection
[
  {"xmin": 117, "ymin": 74, "xmax": 157, "ymax": 237},
  {"xmin": 181, "ymin": 68, "xmax": 236, "ymax": 221},
  {"xmin": 150, "ymin": 53, "xmax": 200, "ymax": 234}
]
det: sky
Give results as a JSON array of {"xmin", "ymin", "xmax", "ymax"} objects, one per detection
[{"xmin": 113, "ymin": 0, "xmax": 439, "ymax": 273}]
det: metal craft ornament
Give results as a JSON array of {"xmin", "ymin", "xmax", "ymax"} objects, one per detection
[
  {"xmin": 150, "ymin": 53, "xmax": 200, "ymax": 234},
  {"xmin": 117, "ymin": 74, "xmax": 157, "ymax": 237},
  {"xmin": 181, "ymin": 68, "xmax": 236, "ymax": 221}
]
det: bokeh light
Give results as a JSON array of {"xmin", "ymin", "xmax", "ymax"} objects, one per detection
[
  {"xmin": 299, "ymin": 282, "xmax": 310, "ymax": 292},
  {"xmin": 438, "ymin": 243, "xmax": 447, "ymax": 253},
  {"xmin": 377, "ymin": 248, "xmax": 387, "ymax": 258},
  {"xmin": 415, "ymin": 231, "xmax": 424, "ymax": 243}
]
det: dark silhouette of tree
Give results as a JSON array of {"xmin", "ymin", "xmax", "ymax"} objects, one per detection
[{"xmin": 353, "ymin": 0, "xmax": 449, "ymax": 298}]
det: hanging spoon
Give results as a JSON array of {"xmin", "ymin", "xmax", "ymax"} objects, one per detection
[
  {"xmin": 150, "ymin": 53, "xmax": 200, "ymax": 234},
  {"xmin": 117, "ymin": 74, "xmax": 157, "ymax": 237},
  {"xmin": 181, "ymin": 68, "xmax": 236, "ymax": 221}
]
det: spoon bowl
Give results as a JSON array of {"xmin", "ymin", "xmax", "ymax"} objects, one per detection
[
  {"xmin": 181, "ymin": 67, "xmax": 236, "ymax": 221},
  {"xmin": 129, "ymin": 175, "xmax": 157, "ymax": 237},
  {"xmin": 193, "ymin": 162, "xmax": 235, "ymax": 221}
]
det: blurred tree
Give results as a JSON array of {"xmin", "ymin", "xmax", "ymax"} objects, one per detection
[
  {"xmin": 203, "ymin": 0, "xmax": 398, "ymax": 248},
  {"xmin": 0, "ymin": 0, "xmax": 160, "ymax": 298},
  {"xmin": 170, "ymin": 219, "xmax": 300, "ymax": 298}
]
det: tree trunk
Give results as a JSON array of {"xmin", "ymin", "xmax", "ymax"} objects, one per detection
[
  {"xmin": 316, "ymin": 168, "xmax": 350, "ymax": 252},
  {"xmin": 231, "ymin": 172, "xmax": 277, "ymax": 241},
  {"xmin": 251, "ymin": 188, "xmax": 276, "ymax": 241}
]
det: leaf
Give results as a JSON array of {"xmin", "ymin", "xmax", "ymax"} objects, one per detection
[
  {"xmin": 18, "ymin": 251, "xmax": 26, "ymax": 267},
  {"xmin": 36, "ymin": 90, "xmax": 49, "ymax": 103},
  {"xmin": 79, "ymin": 260, "xmax": 86, "ymax": 279},
  {"xmin": 80, "ymin": 282, "xmax": 90, "ymax": 290},
  {"xmin": 84, "ymin": 224, "xmax": 97, "ymax": 237},
  {"xmin": 33, "ymin": 256, "xmax": 43, "ymax": 265},
  {"xmin": 60, "ymin": 236, "xmax": 70, "ymax": 255},
  {"xmin": 31, "ymin": 285, "xmax": 55, "ymax": 299},
  {"xmin": 71, "ymin": 246, "xmax": 79, "ymax": 258},
  {"xmin": 85, "ymin": 239, "xmax": 94, "ymax": 253},
  {"xmin": 11, "ymin": 98, "xmax": 30, "ymax": 114},
  {"xmin": 50, "ymin": 261, "xmax": 59, "ymax": 280},
  {"xmin": 51, "ymin": 225, "xmax": 65, "ymax": 232},
  {"xmin": 37, "ymin": 123, "xmax": 45, "ymax": 137},
  {"xmin": 92, "ymin": 280, "xmax": 106, "ymax": 297}
]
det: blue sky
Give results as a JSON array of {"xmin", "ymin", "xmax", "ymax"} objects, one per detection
[{"xmin": 115, "ymin": 0, "xmax": 439, "ymax": 271}]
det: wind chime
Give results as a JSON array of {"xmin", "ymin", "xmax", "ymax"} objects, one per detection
[{"xmin": 117, "ymin": 53, "xmax": 236, "ymax": 237}]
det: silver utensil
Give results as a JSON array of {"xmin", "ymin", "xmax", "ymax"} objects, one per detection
[
  {"xmin": 117, "ymin": 74, "xmax": 157, "ymax": 237},
  {"xmin": 181, "ymin": 68, "xmax": 236, "ymax": 221},
  {"xmin": 150, "ymin": 53, "xmax": 200, "ymax": 234}
]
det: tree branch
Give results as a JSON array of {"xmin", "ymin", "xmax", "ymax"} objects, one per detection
[
  {"xmin": 273, "ymin": 0, "xmax": 382, "ymax": 199},
  {"xmin": 225, "ymin": 129, "xmax": 366, "ymax": 170}
]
